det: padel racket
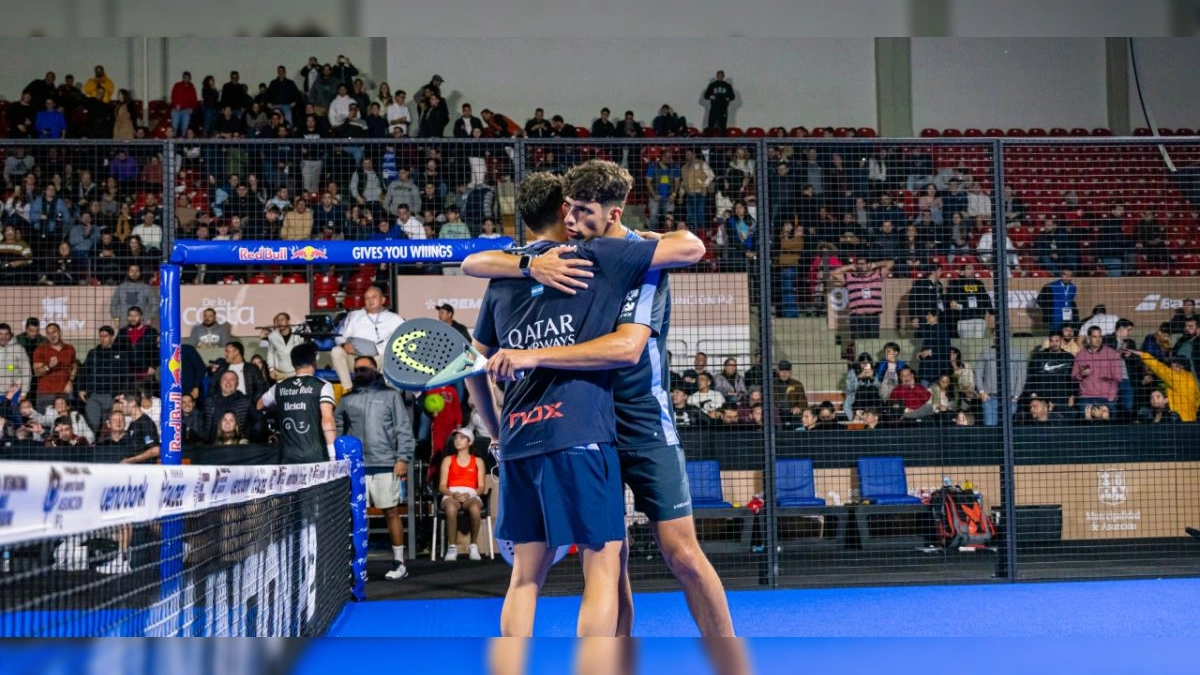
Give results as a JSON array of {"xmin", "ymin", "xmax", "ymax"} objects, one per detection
[{"xmin": 381, "ymin": 318, "xmax": 524, "ymax": 392}]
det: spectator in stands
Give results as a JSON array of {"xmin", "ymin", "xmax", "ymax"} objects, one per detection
[
  {"xmin": 1036, "ymin": 268, "xmax": 1079, "ymax": 334},
  {"xmin": 23, "ymin": 71, "xmax": 56, "ymax": 109},
  {"xmin": 332, "ymin": 285, "xmax": 404, "ymax": 392},
  {"xmin": 387, "ymin": 90, "xmax": 411, "ymax": 135},
  {"xmin": 1002, "ymin": 184, "xmax": 1027, "ymax": 223},
  {"xmin": 590, "ymin": 107, "xmax": 616, "ymax": 138},
  {"xmin": 438, "ymin": 427, "xmax": 486, "ymax": 562},
  {"xmin": 210, "ymin": 339, "xmax": 269, "ymax": 405},
  {"xmin": 77, "ymin": 326, "xmax": 129, "ymax": 432},
  {"xmin": 681, "ymin": 150, "xmax": 715, "ymax": 228},
  {"xmin": 645, "ymin": 153, "xmax": 681, "ymax": 229},
  {"xmin": 888, "ymin": 367, "xmax": 931, "ymax": 420},
  {"xmin": 383, "ymin": 168, "xmax": 421, "ymax": 217},
  {"xmin": 0, "ymin": 225, "xmax": 35, "ymax": 284},
  {"xmin": 109, "ymin": 149, "xmax": 139, "ymax": 188},
  {"xmin": 219, "ymin": 71, "xmax": 250, "ymax": 116},
  {"xmin": 548, "ymin": 113, "xmax": 578, "ymax": 138},
  {"xmin": 874, "ymin": 342, "xmax": 906, "ymax": 400},
  {"xmin": 169, "ymin": 71, "xmax": 198, "ymax": 138},
  {"xmin": 479, "ymin": 108, "xmax": 519, "ymax": 138},
  {"xmin": 794, "ymin": 407, "xmax": 821, "ymax": 433},
  {"xmin": 1169, "ymin": 299, "xmax": 1197, "ymax": 335},
  {"xmin": 199, "ymin": 75, "xmax": 221, "ymax": 136},
  {"xmin": 897, "ymin": 224, "xmax": 930, "ymax": 278},
  {"xmin": 83, "ymin": 65, "xmax": 114, "ymax": 103},
  {"xmin": 211, "ymin": 411, "xmax": 249, "ymax": 445},
  {"xmin": 844, "ymin": 353, "xmax": 882, "ymax": 420},
  {"xmin": 112, "ymin": 89, "xmax": 135, "ymax": 140},
  {"xmin": 1073, "ymin": 326, "xmax": 1122, "ymax": 412},
  {"xmin": 832, "ymin": 257, "xmax": 892, "ymax": 340},
  {"xmin": 3, "ymin": 148, "xmax": 35, "ymax": 188},
  {"xmin": 1138, "ymin": 389, "xmax": 1182, "ymax": 424},
  {"xmin": 712, "ymin": 358, "xmax": 747, "ymax": 402},
  {"xmin": 281, "ymin": 197, "xmax": 313, "ymax": 240},
  {"xmin": 1134, "ymin": 211, "xmax": 1168, "ymax": 264},
  {"xmin": 479, "ymin": 218, "xmax": 502, "ymax": 239},
  {"xmin": 1082, "ymin": 403, "xmax": 1113, "ymax": 423},
  {"xmin": 1128, "ymin": 349, "xmax": 1198, "ymax": 422},
  {"xmin": 975, "ymin": 225, "xmax": 1017, "ymax": 276},
  {"xmin": 118, "ymin": 391, "xmax": 161, "ymax": 464},
  {"xmin": 1025, "ymin": 329, "xmax": 1076, "ymax": 411},
  {"xmin": 45, "ymin": 415, "xmax": 89, "ymax": 449},
  {"xmin": 30, "ymin": 184, "xmax": 72, "ymax": 255},
  {"xmin": 110, "ymin": 265, "xmax": 156, "ymax": 325},
  {"xmin": 266, "ymin": 65, "xmax": 301, "ymax": 125},
  {"xmin": 130, "ymin": 211, "xmax": 163, "ymax": 254},
  {"xmin": 327, "ymin": 83, "xmax": 355, "ymax": 128},
  {"xmin": 703, "ymin": 70, "xmax": 735, "ymax": 131},
  {"xmin": 114, "ymin": 307, "xmax": 159, "ymax": 384},
  {"xmin": 97, "ymin": 409, "xmax": 138, "ymax": 453},
  {"xmin": 189, "ymin": 308, "xmax": 231, "ymax": 349},
  {"xmin": 1035, "ymin": 218, "xmax": 1076, "ymax": 276},
  {"xmin": 0, "ymin": 324, "xmax": 31, "ymax": 400},
  {"xmin": 39, "ymin": 396, "xmax": 93, "ymax": 444},
  {"xmin": 30, "ymin": 323, "xmax": 75, "ymax": 408},
  {"xmin": 1093, "ymin": 203, "xmax": 1127, "ymax": 277},
  {"xmin": 906, "ymin": 267, "xmax": 945, "ymax": 330},
  {"xmin": 652, "ymin": 105, "xmax": 687, "ymax": 137},
  {"xmin": 35, "ymin": 98, "xmax": 66, "ymax": 139},
  {"xmin": 205, "ymin": 371, "xmax": 253, "ymax": 443},
  {"xmin": 776, "ymin": 222, "xmax": 804, "ymax": 318},
  {"xmin": 1024, "ymin": 397, "xmax": 1065, "ymax": 425},
  {"xmin": 1080, "ymin": 305, "xmax": 1120, "ymax": 337},
  {"xmin": 946, "ymin": 263, "xmax": 994, "ymax": 338},
  {"xmin": 439, "ymin": 206, "xmax": 471, "ymax": 240},
  {"xmin": 261, "ymin": 312, "xmax": 304, "ymax": 382},
  {"xmin": 41, "ymin": 241, "xmax": 83, "ymax": 286},
  {"xmin": 679, "ymin": 351, "xmax": 709, "ymax": 395},
  {"xmin": 350, "ymin": 157, "xmax": 385, "ymax": 211},
  {"xmin": 670, "ymin": 386, "xmax": 705, "ymax": 428},
  {"xmin": 686, "ymin": 373, "xmax": 724, "ymax": 416},
  {"xmin": 333, "ymin": 55, "xmax": 360, "ymax": 91},
  {"xmin": 1173, "ymin": 317, "xmax": 1199, "ymax": 376},
  {"xmin": 771, "ymin": 360, "xmax": 808, "ymax": 427},
  {"xmin": 434, "ymin": 304, "xmax": 471, "ymax": 342},
  {"xmin": 926, "ymin": 372, "xmax": 964, "ymax": 420},
  {"xmin": 915, "ymin": 309, "xmax": 952, "ymax": 383},
  {"xmin": 417, "ymin": 92, "xmax": 449, "ymax": 138},
  {"xmin": 1143, "ymin": 321, "xmax": 1174, "ymax": 360},
  {"xmin": 965, "ymin": 181, "xmax": 991, "ymax": 219}
]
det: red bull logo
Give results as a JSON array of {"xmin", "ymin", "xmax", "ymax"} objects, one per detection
[
  {"xmin": 168, "ymin": 346, "xmax": 182, "ymax": 386},
  {"xmin": 237, "ymin": 246, "xmax": 288, "ymax": 261},
  {"xmin": 290, "ymin": 245, "xmax": 329, "ymax": 262}
]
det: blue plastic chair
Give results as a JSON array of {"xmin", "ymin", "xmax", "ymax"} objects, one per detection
[
  {"xmin": 856, "ymin": 456, "xmax": 922, "ymax": 505},
  {"xmin": 685, "ymin": 460, "xmax": 733, "ymax": 509},
  {"xmin": 775, "ymin": 459, "xmax": 826, "ymax": 508}
]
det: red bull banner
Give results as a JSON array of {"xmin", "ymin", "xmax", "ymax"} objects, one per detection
[
  {"xmin": 159, "ymin": 264, "xmax": 183, "ymax": 466},
  {"xmin": 169, "ymin": 238, "xmax": 514, "ymax": 265}
]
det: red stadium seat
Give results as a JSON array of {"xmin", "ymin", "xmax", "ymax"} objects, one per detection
[
  {"xmin": 789, "ymin": 126, "xmax": 809, "ymax": 137},
  {"xmin": 574, "ymin": 127, "xmax": 589, "ymax": 138},
  {"xmin": 1070, "ymin": 128, "xmax": 1090, "ymax": 136},
  {"xmin": 1177, "ymin": 128, "xmax": 1196, "ymax": 136},
  {"xmin": 745, "ymin": 127, "xmax": 766, "ymax": 138},
  {"xmin": 313, "ymin": 294, "xmax": 338, "ymax": 310},
  {"xmin": 248, "ymin": 273, "xmax": 271, "ymax": 285},
  {"xmin": 1026, "ymin": 128, "xmax": 1047, "ymax": 136},
  {"xmin": 687, "ymin": 126, "xmax": 702, "ymax": 137},
  {"xmin": 920, "ymin": 128, "xmax": 941, "ymax": 137},
  {"xmin": 1133, "ymin": 127, "xmax": 1152, "ymax": 136},
  {"xmin": 1157, "ymin": 128, "xmax": 1175, "ymax": 136},
  {"xmin": 963, "ymin": 128, "xmax": 983, "ymax": 137},
  {"xmin": 725, "ymin": 127, "xmax": 744, "ymax": 137},
  {"xmin": 941, "ymin": 128, "xmax": 962, "ymax": 137},
  {"xmin": 1048, "ymin": 127, "xmax": 1069, "ymax": 137},
  {"xmin": 343, "ymin": 294, "xmax": 365, "ymax": 310},
  {"xmin": 1091, "ymin": 127, "xmax": 1112, "ymax": 136},
  {"xmin": 313, "ymin": 273, "xmax": 338, "ymax": 295},
  {"xmin": 641, "ymin": 126, "xmax": 656, "ymax": 137},
  {"xmin": 281, "ymin": 273, "xmax": 305, "ymax": 284},
  {"xmin": 1006, "ymin": 128, "xmax": 1026, "ymax": 137}
]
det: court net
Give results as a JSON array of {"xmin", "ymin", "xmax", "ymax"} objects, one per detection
[{"xmin": 0, "ymin": 459, "xmax": 352, "ymax": 637}]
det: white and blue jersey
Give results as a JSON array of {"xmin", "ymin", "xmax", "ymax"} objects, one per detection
[
  {"xmin": 474, "ymin": 238, "xmax": 657, "ymax": 461},
  {"xmin": 613, "ymin": 228, "xmax": 679, "ymax": 450}
]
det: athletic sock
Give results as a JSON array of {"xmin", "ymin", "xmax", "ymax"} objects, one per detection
[{"xmin": 393, "ymin": 545, "xmax": 405, "ymax": 562}]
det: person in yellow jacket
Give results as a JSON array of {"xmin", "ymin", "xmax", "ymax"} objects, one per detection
[
  {"xmin": 1127, "ymin": 348, "xmax": 1199, "ymax": 422},
  {"xmin": 83, "ymin": 65, "xmax": 115, "ymax": 103}
]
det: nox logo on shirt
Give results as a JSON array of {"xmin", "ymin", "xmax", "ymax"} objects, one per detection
[
  {"xmin": 505, "ymin": 314, "xmax": 576, "ymax": 349},
  {"xmin": 508, "ymin": 402, "xmax": 565, "ymax": 429}
]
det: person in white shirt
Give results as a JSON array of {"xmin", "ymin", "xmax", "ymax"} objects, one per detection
[
  {"xmin": 396, "ymin": 204, "xmax": 425, "ymax": 240},
  {"xmin": 130, "ymin": 211, "xmax": 163, "ymax": 252},
  {"xmin": 975, "ymin": 227, "xmax": 1018, "ymax": 276},
  {"xmin": 966, "ymin": 182, "xmax": 992, "ymax": 218},
  {"xmin": 264, "ymin": 311, "xmax": 307, "ymax": 381},
  {"xmin": 478, "ymin": 218, "xmax": 503, "ymax": 239},
  {"xmin": 686, "ymin": 373, "xmax": 725, "ymax": 414},
  {"xmin": 332, "ymin": 285, "xmax": 404, "ymax": 392},
  {"xmin": 328, "ymin": 83, "xmax": 355, "ymax": 128},
  {"xmin": 386, "ymin": 89, "xmax": 411, "ymax": 136}
]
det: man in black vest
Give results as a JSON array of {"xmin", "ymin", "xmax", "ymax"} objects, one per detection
[{"xmin": 257, "ymin": 342, "xmax": 336, "ymax": 464}]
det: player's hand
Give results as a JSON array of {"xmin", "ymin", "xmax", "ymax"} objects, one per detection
[
  {"xmin": 394, "ymin": 460, "xmax": 407, "ymax": 478},
  {"xmin": 487, "ymin": 349, "xmax": 535, "ymax": 381},
  {"xmin": 531, "ymin": 246, "xmax": 592, "ymax": 294}
]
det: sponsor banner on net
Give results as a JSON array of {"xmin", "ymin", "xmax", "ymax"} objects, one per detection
[{"xmin": 0, "ymin": 460, "xmax": 349, "ymax": 547}]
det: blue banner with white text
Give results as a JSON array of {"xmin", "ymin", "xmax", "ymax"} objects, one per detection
[{"xmin": 169, "ymin": 238, "xmax": 515, "ymax": 265}]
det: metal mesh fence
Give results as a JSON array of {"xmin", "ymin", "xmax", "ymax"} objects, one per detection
[{"xmin": 2, "ymin": 136, "xmax": 1199, "ymax": 596}]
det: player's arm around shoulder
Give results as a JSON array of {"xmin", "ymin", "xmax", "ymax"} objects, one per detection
[
  {"xmin": 461, "ymin": 245, "xmax": 594, "ymax": 296},
  {"xmin": 639, "ymin": 228, "xmax": 705, "ymax": 270}
]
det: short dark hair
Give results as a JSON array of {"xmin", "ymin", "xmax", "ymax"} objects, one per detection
[
  {"xmin": 552, "ymin": 115, "xmax": 564, "ymax": 123},
  {"xmin": 1087, "ymin": 326, "xmax": 1103, "ymax": 337},
  {"xmin": 291, "ymin": 342, "xmax": 319, "ymax": 369},
  {"xmin": 563, "ymin": 159, "xmax": 633, "ymax": 207},
  {"xmin": 225, "ymin": 341, "xmax": 245, "ymax": 358},
  {"xmin": 128, "ymin": 306, "xmax": 143, "ymax": 315},
  {"xmin": 1116, "ymin": 318, "xmax": 1134, "ymax": 331},
  {"xmin": 99, "ymin": 325, "xmax": 115, "ymax": 336},
  {"xmin": 601, "ymin": 107, "xmax": 610, "ymax": 114},
  {"xmin": 24, "ymin": 317, "xmax": 38, "ymax": 328},
  {"xmin": 516, "ymin": 172, "xmax": 565, "ymax": 233},
  {"xmin": 0, "ymin": 323, "xmax": 10, "ymax": 333}
]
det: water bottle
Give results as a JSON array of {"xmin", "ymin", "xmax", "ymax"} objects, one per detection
[{"xmin": 2, "ymin": 548, "xmax": 10, "ymax": 573}]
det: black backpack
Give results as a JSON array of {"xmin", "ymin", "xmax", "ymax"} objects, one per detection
[{"xmin": 931, "ymin": 486, "xmax": 995, "ymax": 548}]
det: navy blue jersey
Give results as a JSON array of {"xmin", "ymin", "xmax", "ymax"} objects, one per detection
[
  {"xmin": 613, "ymin": 229, "xmax": 679, "ymax": 449},
  {"xmin": 474, "ymin": 237, "xmax": 657, "ymax": 460}
]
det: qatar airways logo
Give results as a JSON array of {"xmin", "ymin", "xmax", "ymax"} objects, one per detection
[{"xmin": 506, "ymin": 314, "xmax": 577, "ymax": 349}]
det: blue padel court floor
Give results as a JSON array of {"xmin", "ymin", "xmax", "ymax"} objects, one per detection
[{"xmin": 327, "ymin": 578, "xmax": 1200, "ymax": 637}]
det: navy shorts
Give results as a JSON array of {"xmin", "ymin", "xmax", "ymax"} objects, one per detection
[
  {"xmin": 619, "ymin": 444, "xmax": 693, "ymax": 522},
  {"xmin": 496, "ymin": 443, "xmax": 625, "ymax": 548}
]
